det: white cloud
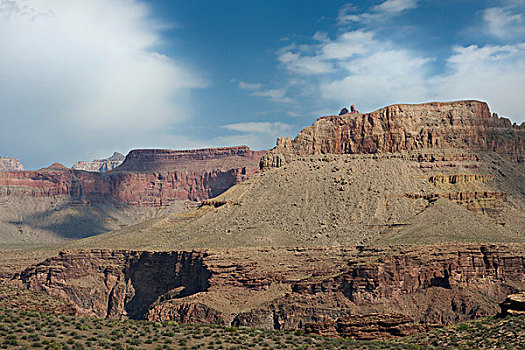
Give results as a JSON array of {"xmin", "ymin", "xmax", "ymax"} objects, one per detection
[
  {"xmin": 276, "ymin": 29, "xmax": 433, "ymax": 112},
  {"xmin": 0, "ymin": 0, "xmax": 204, "ymax": 168},
  {"xmin": 320, "ymin": 30, "xmax": 375, "ymax": 60},
  {"xmin": 252, "ymin": 89, "xmax": 295, "ymax": 103},
  {"xmin": 237, "ymin": 80, "xmax": 295, "ymax": 103},
  {"xmin": 372, "ymin": 0, "xmax": 419, "ymax": 13},
  {"xmin": 483, "ymin": 7, "xmax": 524, "ymax": 40},
  {"xmin": 286, "ymin": 111, "xmax": 301, "ymax": 117},
  {"xmin": 222, "ymin": 122, "xmax": 294, "ymax": 134},
  {"xmin": 321, "ymin": 49, "xmax": 431, "ymax": 111},
  {"xmin": 276, "ymin": 4, "xmax": 525, "ymax": 124},
  {"xmin": 238, "ymin": 81, "xmax": 263, "ymax": 90},
  {"xmin": 338, "ymin": 0, "xmax": 419, "ymax": 25},
  {"xmin": 432, "ymin": 44, "xmax": 525, "ymax": 122},
  {"xmin": 278, "ymin": 50, "xmax": 334, "ymax": 75}
]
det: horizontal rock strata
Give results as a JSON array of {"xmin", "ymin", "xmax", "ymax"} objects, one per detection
[
  {"xmin": 499, "ymin": 292, "xmax": 525, "ymax": 316},
  {"xmin": 17, "ymin": 244, "xmax": 525, "ymax": 337},
  {"xmin": 0, "ymin": 146, "xmax": 265, "ymax": 206},
  {"xmin": 261, "ymin": 100, "xmax": 524, "ymax": 170}
]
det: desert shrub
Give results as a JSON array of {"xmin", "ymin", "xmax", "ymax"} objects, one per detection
[{"xmin": 456, "ymin": 323, "xmax": 469, "ymax": 331}]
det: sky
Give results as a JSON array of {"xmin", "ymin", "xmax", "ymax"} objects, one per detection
[{"xmin": 1, "ymin": 0, "xmax": 524, "ymax": 169}]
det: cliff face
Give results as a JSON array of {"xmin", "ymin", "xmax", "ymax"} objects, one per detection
[
  {"xmin": 117, "ymin": 146, "xmax": 265, "ymax": 172},
  {"xmin": 0, "ymin": 146, "xmax": 265, "ymax": 244},
  {"xmin": 261, "ymin": 101, "xmax": 524, "ymax": 169},
  {"xmin": 0, "ymin": 146, "xmax": 265, "ymax": 206},
  {"xmin": 17, "ymin": 244, "xmax": 525, "ymax": 336},
  {"xmin": 72, "ymin": 152, "xmax": 125, "ymax": 172},
  {"xmin": 0, "ymin": 156, "xmax": 24, "ymax": 171},
  {"xmin": 19, "ymin": 250, "xmax": 211, "ymax": 319}
]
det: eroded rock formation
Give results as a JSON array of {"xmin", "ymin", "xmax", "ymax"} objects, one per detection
[
  {"xmin": 19, "ymin": 250, "xmax": 211, "ymax": 319},
  {"xmin": 0, "ymin": 146, "xmax": 265, "ymax": 206},
  {"xmin": 500, "ymin": 292, "xmax": 525, "ymax": 316},
  {"xmin": 261, "ymin": 100, "xmax": 524, "ymax": 170},
  {"xmin": 0, "ymin": 146, "xmax": 265, "ymax": 244},
  {"xmin": 16, "ymin": 244, "xmax": 525, "ymax": 336},
  {"xmin": 304, "ymin": 314, "xmax": 423, "ymax": 340},
  {"xmin": 72, "ymin": 152, "xmax": 125, "ymax": 172},
  {"xmin": 0, "ymin": 156, "xmax": 24, "ymax": 171}
]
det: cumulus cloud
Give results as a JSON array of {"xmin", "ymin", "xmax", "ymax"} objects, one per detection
[
  {"xmin": 432, "ymin": 44, "xmax": 525, "ymax": 122},
  {"xmin": 277, "ymin": 29, "xmax": 432, "ymax": 112},
  {"xmin": 483, "ymin": 7, "xmax": 524, "ymax": 41},
  {"xmin": 0, "ymin": 0, "xmax": 204, "ymax": 168},
  {"xmin": 274, "ymin": 3, "xmax": 525, "ymax": 124}
]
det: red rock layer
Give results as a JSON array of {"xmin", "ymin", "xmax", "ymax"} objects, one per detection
[
  {"xmin": 117, "ymin": 146, "xmax": 266, "ymax": 172},
  {"xmin": 0, "ymin": 146, "xmax": 265, "ymax": 206},
  {"xmin": 17, "ymin": 245, "xmax": 525, "ymax": 334},
  {"xmin": 261, "ymin": 101, "xmax": 524, "ymax": 169}
]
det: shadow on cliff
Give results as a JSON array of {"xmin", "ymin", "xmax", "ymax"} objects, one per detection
[
  {"xmin": 118, "ymin": 252, "xmax": 212, "ymax": 319},
  {"xmin": 7, "ymin": 200, "xmax": 128, "ymax": 240}
]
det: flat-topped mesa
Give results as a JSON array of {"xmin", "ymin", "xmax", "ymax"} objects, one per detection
[
  {"xmin": 0, "ymin": 156, "xmax": 24, "ymax": 171},
  {"xmin": 0, "ymin": 146, "xmax": 267, "ymax": 206},
  {"xmin": 115, "ymin": 146, "xmax": 266, "ymax": 173},
  {"xmin": 261, "ymin": 100, "xmax": 524, "ymax": 169}
]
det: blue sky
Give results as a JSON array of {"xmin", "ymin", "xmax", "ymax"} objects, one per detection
[{"xmin": 1, "ymin": 0, "xmax": 524, "ymax": 169}]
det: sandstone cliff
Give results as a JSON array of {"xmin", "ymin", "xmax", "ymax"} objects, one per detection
[
  {"xmin": 72, "ymin": 152, "xmax": 125, "ymax": 172},
  {"xmin": 0, "ymin": 146, "xmax": 264, "ymax": 205},
  {"xmin": 16, "ymin": 244, "xmax": 525, "ymax": 337},
  {"xmin": 0, "ymin": 156, "xmax": 24, "ymax": 171},
  {"xmin": 0, "ymin": 146, "xmax": 265, "ymax": 244},
  {"xmin": 261, "ymin": 100, "xmax": 524, "ymax": 169}
]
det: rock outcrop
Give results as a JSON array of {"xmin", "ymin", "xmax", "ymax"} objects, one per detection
[
  {"xmin": 0, "ymin": 156, "xmax": 24, "ymax": 171},
  {"xmin": 0, "ymin": 146, "xmax": 265, "ymax": 244},
  {"xmin": 500, "ymin": 292, "xmax": 525, "ymax": 316},
  {"xmin": 261, "ymin": 100, "xmax": 524, "ymax": 170},
  {"xmin": 0, "ymin": 146, "xmax": 265, "ymax": 206},
  {"xmin": 72, "ymin": 152, "xmax": 125, "ymax": 172},
  {"xmin": 17, "ymin": 244, "xmax": 525, "ymax": 337},
  {"xmin": 304, "ymin": 314, "xmax": 423, "ymax": 340},
  {"xmin": 19, "ymin": 250, "xmax": 211, "ymax": 319}
]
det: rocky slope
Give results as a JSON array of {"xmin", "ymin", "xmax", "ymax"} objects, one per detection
[
  {"xmin": 72, "ymin": 152, "xmax": 125, "ymax": 172},
  {"xmin": 0, "ymin": 156, "xmax": 24, "ymax": 171},
  {"xmin": 70, "ymin": 100, "xmax": 524, "ymax": 250},
  {"xmin": 15, "ymin": 244, "xmax": 525, "ymax": 337},
  {"xmin": 261, "ymin": 100, "xmax": 524, "ymax": 169},
  {"xmin": 0, "ymin": 146, "xmax": 265, "ymax": 245}
]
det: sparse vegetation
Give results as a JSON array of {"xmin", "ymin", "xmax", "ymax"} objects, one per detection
[
  {"xmin": 0, "ymin": 308, "xmax": 430, "ymax": 350},
  {"xmin": 404, "ymin": 314, "xmax": 525, "ymax": 349},
  {"xmin": 0, "ymin": 280, "xmax": 523, "ymax": 349}
]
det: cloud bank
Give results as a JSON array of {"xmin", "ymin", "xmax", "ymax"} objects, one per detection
[
  {"xmin": 0, "ymin": 0, "xmax": 204, "ymax": 168},
  {"xmin": 273, "ymin": 1, "xmax": 525, "ymax": 124}
]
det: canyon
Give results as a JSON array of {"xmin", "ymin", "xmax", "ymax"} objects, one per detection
[
  {"xmin": 60, "ymin": 101, "xmax": 524, "ymax": 251},
  {"xmin": 0, "ymin": 146, "xmax": 265, "ymax": 245},
  {"xmin": 1, "ymin": 100, "xmax": 524, "ymax": 341},
  {"xmin": 13, "ymin": 244, "xmax": 525, "ymax": 338}
]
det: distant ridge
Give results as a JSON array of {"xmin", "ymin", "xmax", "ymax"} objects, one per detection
[
  {"xmin": 0, "ymin": 156, "xmax": 24, "ymax": 172},
  {"xmin": 74, "ymin": 100, "xmax": 525, "ymax": 251},
  {"xmin": 72, "ymin": 152, "xmax": 125, "ymax": 172}
]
